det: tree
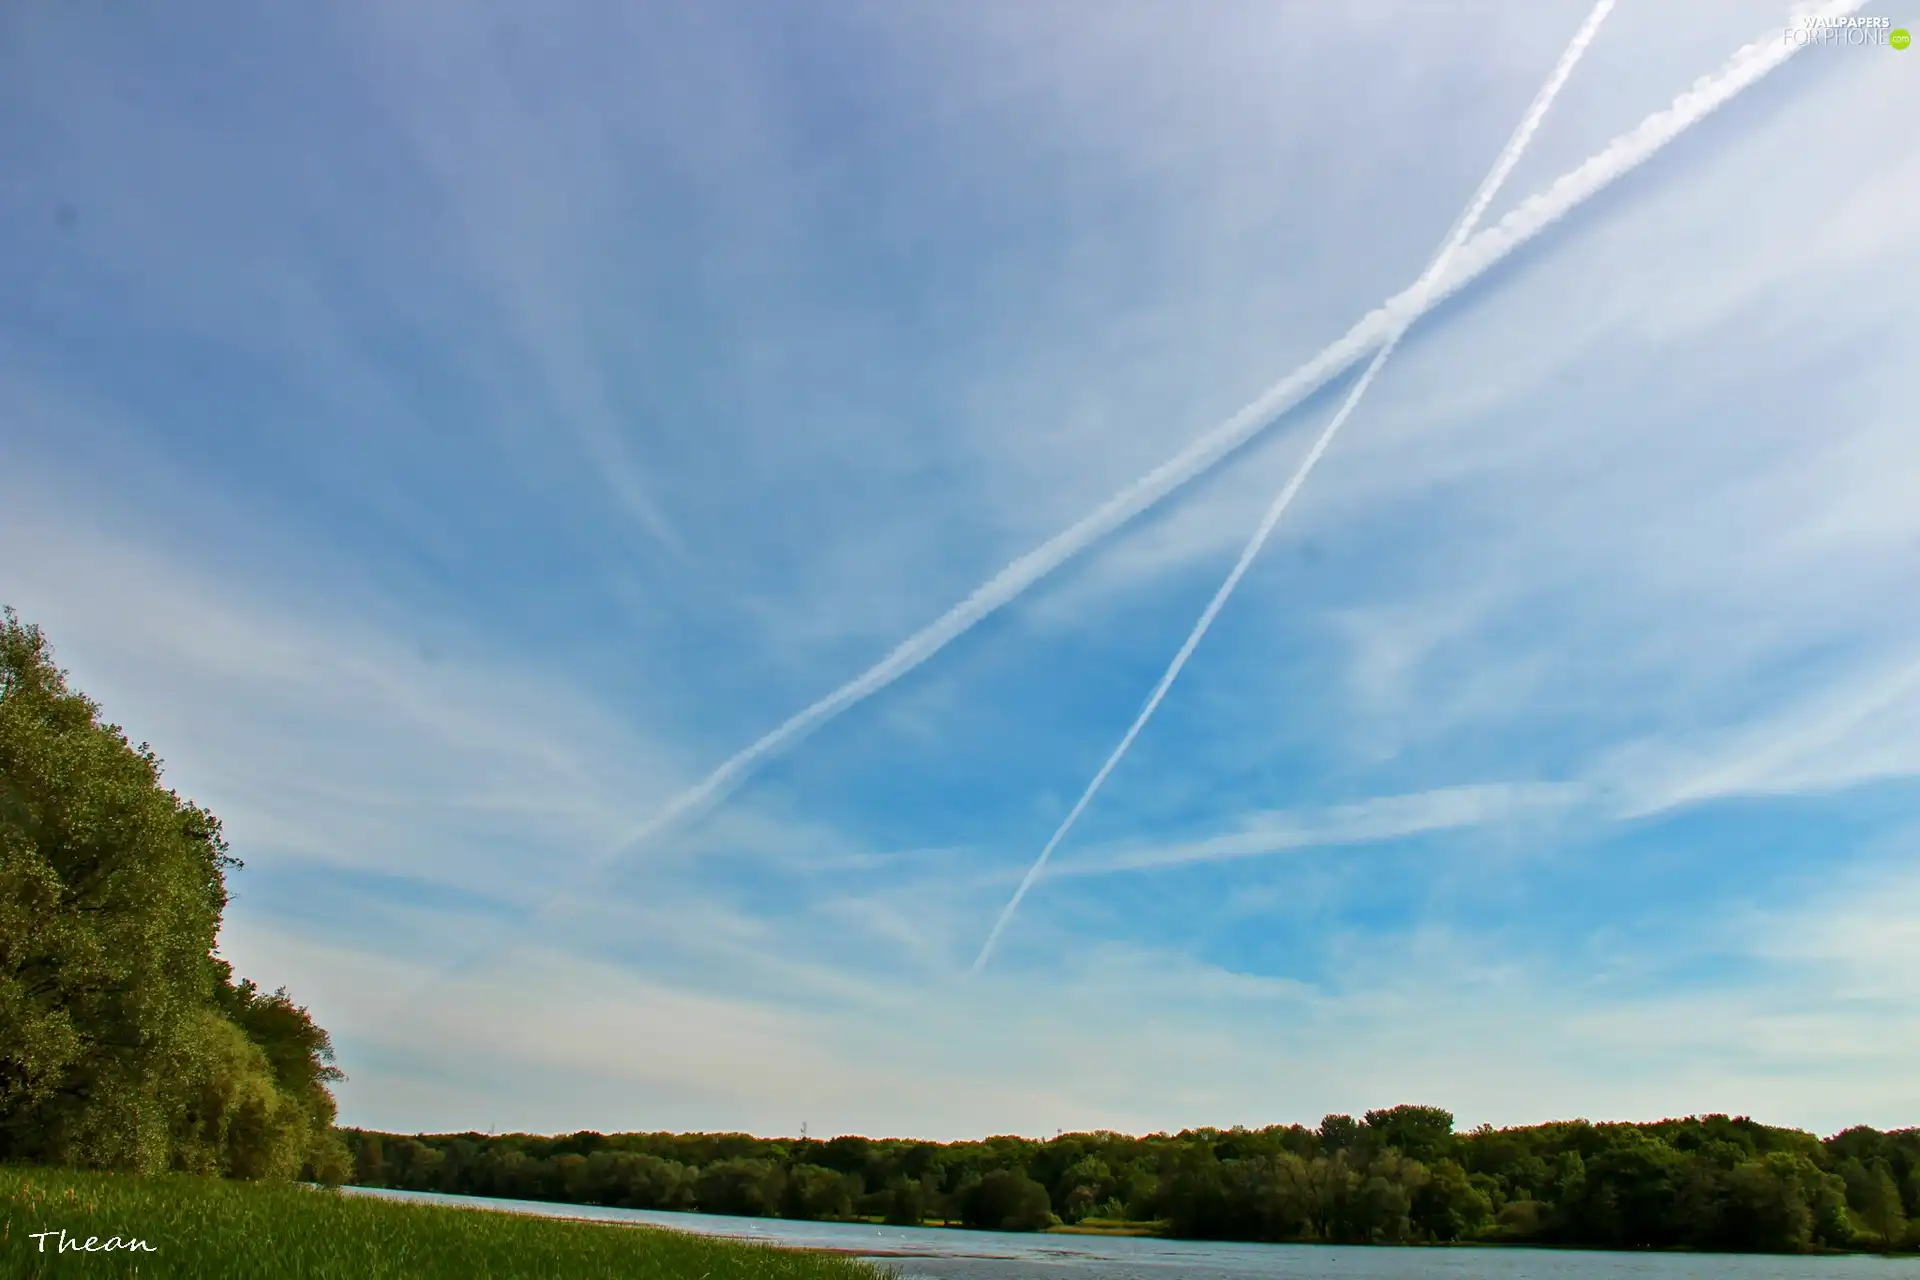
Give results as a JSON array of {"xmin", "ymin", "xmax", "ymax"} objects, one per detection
[
  {"xmin": 882, "ymin": 1178, "xmax": 927, "ymax": 1225},
  {"xmin": 1713, "ymin": 1155, "xmax": 1815, "ymax": 1253},
  {"xmin": 1862, "ymin": 1164, "xmax": 1909, "ymax": 1253},
  {"xmin": 962, "ymin": 1169, "xmax": 1053, "ymax": 1231},
  {"xmin": 1303, "ymin": 1151, "xmax": 1361, "ymax": 1242},
  {"xmin": 213, "ymin": 971, "xmax": 349, "ymax": 1181},
  {"xmin": 1414, "ymin": 1157, "xmax": 1492, "ymax": 1242},
  {"xmin": 1349, "ymin": 1154, "xmax": 1425, "ymax": 1243},
  {"xmin": 1318, "ymin": 1114, "xmax": 1361, "ymax": 1156},
  {"xmin": 1808, "ymin": 1163, "xmax": 1855, "ymax": 1250},
  {"xmin": 1055, "ymin": 1155, "xmax": 1112, "ymax": 1223},
  {"xmin": 817, "ymin": 1135, "xmax": 872, "ymax": 1181},
  {"xmin": 353, "ymin": 1132, "xmax": 389, "ymax": 1186},
  {"xmin": 782, "ymin": 1163, "xmax": 855, "ymax": 1220},
  {"xmin": 386, "ymin": 1138, "xmax": 446, "ymax": 1190},
  {"xmin": 1492, "ymin": 1197, "xmax": 1548, "ymax": 1241},
  {"xmin": 1363, "ymin": 1105, "xmax": 1455, "ymax": 1164},
  {"xmin": 696, "ymin": 1158, "xmax": 784, "ymax": 1217},
  {"xmin": 171, "ymin": 1010, "xmax": 309, "ymax": 1180},
  {"xmin": 1568, "ymin": 1137, "xmax": 1686, "ymax": 1247},
  {"xmin": 2, "ymin": 609, "xmax": 234, "ymax": 1169},
  {"xmin": 606, "ymin": 1153, "xmax": 695, "ymax": 1210},
  {"xmin": 0, "ymin": 610, "xmax": 346, "ymax": 1181}
]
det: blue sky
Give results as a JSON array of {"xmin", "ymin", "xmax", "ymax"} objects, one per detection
[{"xmin": 3, "ymin": 0, "xmax": 1916, "ymax": 1142}]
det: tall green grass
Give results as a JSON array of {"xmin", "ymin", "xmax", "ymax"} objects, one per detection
[{"xmin": 0, "ymin": 1166, "xmax": 890, "ymax": 1279}]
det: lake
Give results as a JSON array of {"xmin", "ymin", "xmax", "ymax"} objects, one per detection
[{"xmin": 342, "ymin": 1187, "xmax": 1920, "ymax": 1278}]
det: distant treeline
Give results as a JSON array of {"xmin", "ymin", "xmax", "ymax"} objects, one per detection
[
  {"xmin": 349, "ymin": 1110, "xmax": 1919, "ymax": 1253},
  {"xmin": 1, "ymin": 611, "xmax": 348, "ymax": 1182}
]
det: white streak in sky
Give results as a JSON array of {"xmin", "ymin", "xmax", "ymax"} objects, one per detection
[
  {"xmin": 969, "ymin": 0, "xmax": 1621, "ymax": 975},
  {"xmin": 520, "ymin": 0, "xmax": 1863, "ymax": 944},
  {"xmin": 1050, "ymin": 782, "xmax": 1594, "ymax": 878}
]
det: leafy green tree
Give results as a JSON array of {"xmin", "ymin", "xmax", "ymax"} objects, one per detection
[
  {"xmin": 553, "ymin": 1152, "xmax": 591, "ymax": 1200},
  {"xmin": 961, "ymin": 1169, "xmax": 1053, "ymax": 1231},
  {"xmin": 696, "ymin": 1157, "xmax": 784, "ymax": 1217},
  {"xmin": 1562, "ymin": 1136, "xmax": 1688, "ymax": 1248},
  {"xmin": 1862, "ymin": 1164, "xmax": 1909, "ymax": 1253},
  {"xmin": 1413, "ymin": 1157, "xmax": 1492, "ymax": 1241},
  {"xmin": 1, "ymin": 611, "xmax": 234, "ymax": 1169},
  {"xmin": 1809, "ymin": 1163, "xmax": 1855, "ymax": 1250},
  {"xmin": 1317, "ymin": 1114, "xmax": 1361, "ymax": 1156},
  {"xmin": 1550, "ymin": 1147, "xmax": 1588, "ymax": 1206},
  {"xmin": 1505, "ymin": 1153, "xmax": 1551, "ymax": 1202},
  {"xmin": 607, "ymin": 1153, "xmax": 695, "ymax": 1210},
  {"xmin": 1363, "ymin": 1106, "xmax": 1455, "ymax": 1163},
  {"xmin": 1055, "ymin": 1155, "xmax": 1112, "ymax": 1223},
  {"xmin": 1491, "ymin": 1197, "xmax": 1548, "ymax": 1241},
  {"xmin": 1302, "ymin": 1151, "xmax": 1360, "ymax": 1242},
  {"xmin": 1350, "ymin": 1154, "xmax": 1424, "ymax": 1243},
  {"xmin": 882, "ymin": 1178, "xmax": 928, "ymax": 1225},
  {"xmin": 816, "ymin": 1135, "xmax": 872, "ymax": 1185},
  {"xmin": 782, "ymin": 1163, "xmax": 855, "ymax": 1220},
  {"xmin": 1168, "ymin": 1151, "xmax": 1315, "ymax": 1241},
  {"xmin": 1239, "ymin": 1152, "xmax": 1315, "ymax": 1240},
  {"xmin": 1713, "ymin": 1154, "xmax": 1815, "ymax": 1253},
  {"xmin": 170, "ymin": 1010, "xmax": 308, "ymax": 1179},
  {"xmin": 0, "ymin": 612, "xmax": 347, "ymax": 1182},
  {"xmin": 1, "ymin": 611, "xmax": 344, "ymax": 1184},
  {"xmin": 387, "ymin": 1138, "xmax": 447, "ymax": 1191},
  {"xmin": 353, "ymin": 1132, "xmax": 389, "ymax": 1186},
  {"xmin": 213, "ymin": 971, "xmax": 349, "ymax": 1181}
]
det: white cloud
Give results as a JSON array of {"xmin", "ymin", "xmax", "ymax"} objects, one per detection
[
  {"xmin": 1752, "ymin": 842, "xmax": 1920, "ymax": 1004},
  {"xmin": 1603, "ymin": 653, "xmax": 1920, "ymax": 817},
  {"xmin": 1053, "ymin": 782, "xmax": 1589, "ymax": 877}
]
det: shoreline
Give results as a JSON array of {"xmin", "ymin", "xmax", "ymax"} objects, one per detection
[{"xmin": 340, "ymin": 1188, "xmax": 1916, "ymax": 1262}]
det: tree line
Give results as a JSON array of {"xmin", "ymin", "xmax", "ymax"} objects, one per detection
[
  {"xmin": 1, "ymin": 610, "xmax": 347, "ymax": 1182},
  {"xmin": 349, "ymin": 1109, "xmax": 1918, "ymax": 1253}
]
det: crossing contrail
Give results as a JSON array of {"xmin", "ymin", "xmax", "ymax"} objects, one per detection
[
  {"xmin": 450, "ymin": 0, "xmax": 1861, "ymax": 978},
  {"xmin": 968, "ymin": 0, "xmax": 1621, "ymax": 975}
]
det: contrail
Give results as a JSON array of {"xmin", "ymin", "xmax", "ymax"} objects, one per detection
[
  {"xmin": 969, "ymin": 0, "xmax": 1620, "ymax": 975},
  {"xmin": 448, "ymin": 0, "xmax": 1859, "ymax": 977}
]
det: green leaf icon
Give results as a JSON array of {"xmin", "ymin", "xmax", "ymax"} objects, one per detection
[{"xmin": 1892, "ymin": 27, "xmax": 1912, "ymax": 49}]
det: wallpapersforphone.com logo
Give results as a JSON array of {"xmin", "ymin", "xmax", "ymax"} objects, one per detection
[{"xmin": 1784, "ymin": 14, "xmax": 1909, "ymax": 48}]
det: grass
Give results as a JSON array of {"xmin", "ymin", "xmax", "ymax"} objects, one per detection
[{"xmin": 0, "ymin": 1166, "xmax": 891, "ymax": 1280}]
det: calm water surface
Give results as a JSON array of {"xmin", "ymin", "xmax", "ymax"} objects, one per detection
[{"xmin": 344, "ymin": 1186, "xmax": 1920, "ymax": 1279}]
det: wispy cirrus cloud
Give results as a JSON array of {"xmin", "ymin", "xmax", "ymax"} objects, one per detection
[
  {"xmin": 1053, "ymin": 783, "xmax": 1592, "ymax": 877},
  {"xmin": 1602, "ymin": 653, "xmax": 1920, "ymax": 818}
]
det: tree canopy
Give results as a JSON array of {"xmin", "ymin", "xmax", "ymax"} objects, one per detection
[
  {"xmin": 346, "ymin": 1110, "xmax": 1919, "ymax": 1253},
  {"xmin": 0, "ymin": 609, "xmax": 346, "ymax": 1182}
]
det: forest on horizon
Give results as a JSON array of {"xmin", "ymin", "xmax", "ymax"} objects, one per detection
[{"xmin": 348, "ymin": 1109, "xmax": 1920, "ymax": 1253}]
